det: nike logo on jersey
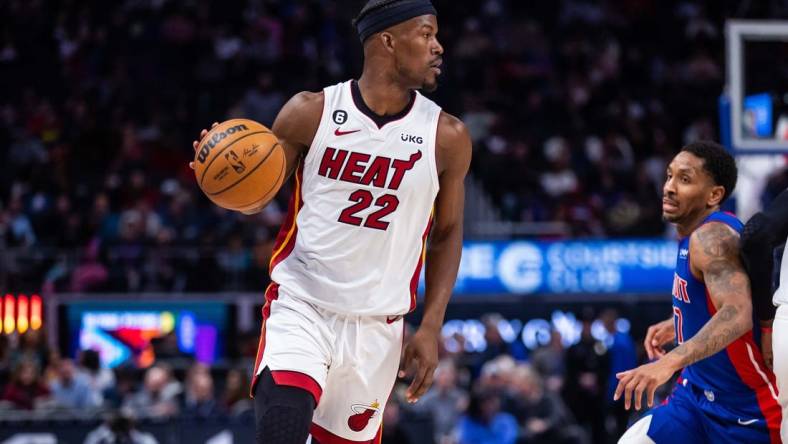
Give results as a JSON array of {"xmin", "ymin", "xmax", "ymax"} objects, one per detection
[
  {"xmin": 737, "ymin": 418, "xmax": 759, "ymax": 426},
  {"xmin": 335, "ymin": 128, "xmax": 361, "ymax": 136},
  {"xmin": 386, "ymin": 315, "xmax": 402, "ymax": 324}
]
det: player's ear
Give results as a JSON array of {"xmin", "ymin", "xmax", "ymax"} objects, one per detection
[
  {"xmin": 380, "ymin": 31, "xmax": 396, "ymax": 53},
  {"xmin": 707, "ymin": 185, "xmax": 725, "ymax": 207}
]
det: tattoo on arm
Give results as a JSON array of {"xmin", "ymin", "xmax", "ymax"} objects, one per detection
[
  {"xmin": 671, "ymin": 304, "xmax": 742, "ymax": 366},
  {"xmin": 669, "ymin": 223, "xmax": 752, "ymax": 368},
  {"xmin": 694, "ymin": 223, "xmax": 737, "ymax": 258}
]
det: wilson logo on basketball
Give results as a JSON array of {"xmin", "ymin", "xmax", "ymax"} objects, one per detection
[
  {"xmin": 347, "ymin": 401, "xmax": 380, "ymax": 432},
  {"xmin": 197, "ymin": 123, "xmax": 249, "ymax": 163}
]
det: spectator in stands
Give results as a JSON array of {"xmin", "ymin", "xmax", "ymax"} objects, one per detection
[
  {"xmin": 563, "ymin": 310, "xmax": 610, "ymax": 444},
  {"xmin": 78, "ymin": 349, "xmax": 116, "ymax": 399},
  {"xmin": 49, "ymin": 358, "xmax": 102, "ymax": 409},
  {"xmin": 413, "ymin": 359, "xmax": 468, "ymax": 443},
  {"xmin": 70, "ymin": 238, "xmax": 109, "ymax": 292},
  {"xmin": 9, "ymin": 329, "xmax": 49, "ymax": 372},
  {"xmin": 0, "ymin": 335, "xmax": 10, "ymax": 374},
  {"xmin": 4, "ymin": 196, "xmax": 36, "ymax": 248},
  {"xmin": 530, "ymin": 329, "xmax": 566, "ymax": 392},
  {"xmin": 478, "ymin": 355, "xmax": 516, "ymax": 396},
  {"xmin": 457, "ymin": 388, "xmax": 518, "ymax": 444},
  {"xmin": 473, "ymin": 313, "xmax": 526, "ymax": 377},
  {"xmin": 103, "ymin": 366, "xmax": 138, "ymax": 410},
  {"xmin": 221, "ymin": 368, "xmax": 253, "ymax": 416},
  {"xmin": 181, "ymin": 371, "xmax": 219, "ymax": 418},
  {"xmin": 1, "ymin": 359, "xmax": 50, "ymax": 410},
  {"xmin": 504, "ymin": 364, "xmax": 586, "ymax": 444},
  {"xmin": 600, "ymin": 308, "xmax": 637, "ymax": 439},
  {"xmin": 84, "ymin": 411, "xmax": 159, "ymax": 444},
  {"xmin": 123, "ymin": 365, "xmax": 181, "ymax": 419},
  {"xmin": 381, "ymin": 396, "xmax": 413, "ymax": 444}
]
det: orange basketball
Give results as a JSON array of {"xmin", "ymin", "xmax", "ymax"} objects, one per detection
[{"xmin": 193, "ymin": 119, "xmax": 285, "ymax": 212}]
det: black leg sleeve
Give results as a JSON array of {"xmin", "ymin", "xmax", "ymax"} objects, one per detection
[{"xmin": 254, "ymin": 367, "xmax": 316, "ymax": 444}]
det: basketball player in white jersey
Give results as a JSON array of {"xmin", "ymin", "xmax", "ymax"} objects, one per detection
[
  {"xmin": 742, "ymin": 187, "xmax": 788, "ymax": 441},
  {"xmin": 191, "ymin": 1, "xmax": 470, "ymax": 442}
]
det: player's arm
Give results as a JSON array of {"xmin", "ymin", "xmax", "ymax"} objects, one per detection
[
  {"xmin": 615, "ymin": 222, "xmax": 753, "ymax": 411},
  {"xmin": 741, "ymin": 187, "xmax": 788, "ymax": 323},
  {"xmin": 664, "ymin": 222, "xmax": 753, "ymax": 367},
  {"xmin": 400, "ymin": 112, "xmax": 471, "ymax": 403},
  {"xmin": 240, "ymin": 91, "xmax": 324, "ymax": 214}
]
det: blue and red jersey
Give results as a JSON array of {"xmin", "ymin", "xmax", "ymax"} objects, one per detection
[{"xmin": 671, "ymin": 211, "xmax": 780, "ymax": 431}]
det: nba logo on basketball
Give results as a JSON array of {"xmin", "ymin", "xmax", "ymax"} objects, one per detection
[
  {"xmin": 225, "ymin": 150, "xmax": 247, "ymax": 174},
  {"xmin": 347, "ymin": 401, "xmax": 380, "ymax": 431}
]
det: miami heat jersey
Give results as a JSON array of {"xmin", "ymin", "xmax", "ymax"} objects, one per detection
[
  {"xmin": 269, "ymin": 80, "xmax": 441, "ymax": 316},
  {"xmin": 672, "ymin": 211, "xmax": 779, "ymax": 401}
]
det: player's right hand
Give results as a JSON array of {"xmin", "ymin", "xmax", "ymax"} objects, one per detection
[
  {"xmin": 189, "ymin": 122, "xmax": 219, "ymax": 170},
  {"xmin": 644, "ymin": 317, "xmax": 676, "ymax": 360}
]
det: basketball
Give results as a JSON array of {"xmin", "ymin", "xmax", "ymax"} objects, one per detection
[{"xmin": 193, "ymin": 119, "xmax": 286, "ymax": 212}]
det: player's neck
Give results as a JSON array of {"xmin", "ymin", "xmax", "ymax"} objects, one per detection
[
  {"xmin": 676, "ymin": 206, "xmax": 719, "ymax": 237},
  {"xmin": 356, "ymin": 72, "xmax": 413, "ymax": 117}
]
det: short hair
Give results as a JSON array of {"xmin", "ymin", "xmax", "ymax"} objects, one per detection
[{"xmin": 681, "ymin": 141, "xmax": 738, "ymax": 203}]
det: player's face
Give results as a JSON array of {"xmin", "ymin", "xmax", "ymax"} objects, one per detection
[
  {"xmin": 662, "ymin": 152, "xmax": 719, "ymax": 224},
  {"xmin": 395, "ymin": 15, "xmax": 443, "ymax": 92}
]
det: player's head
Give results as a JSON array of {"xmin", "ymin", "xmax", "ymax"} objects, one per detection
[
  {"xmin": 354, "ymin": 0, "xmax": 443, "ymax": 92},
  {"xmin": 662, "ymin": 140, "xmax": 737, "ymax": 224}
]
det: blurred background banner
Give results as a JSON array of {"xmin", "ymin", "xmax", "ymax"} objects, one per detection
[{"xmin": 427, "ymin": 240, "xmax": 676, "ymax": 295}]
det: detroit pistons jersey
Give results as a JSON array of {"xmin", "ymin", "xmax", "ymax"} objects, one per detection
[
  {"xmin": 672, "ymin": 211, "xmax": 779, "ymax": 405},
  {"xmin": 268, "ymin": 80, "xmax": 441, "ymax": 316}
]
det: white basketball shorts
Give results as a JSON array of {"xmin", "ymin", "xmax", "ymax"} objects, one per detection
[
  {"xmin": 773, "ymin": 304, "xmax": 788, "ymax": 444},
  {"xmin": 251, "ymin": 283, "xmax": 404, "ymax": 442}
]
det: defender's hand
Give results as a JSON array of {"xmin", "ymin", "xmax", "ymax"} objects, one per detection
[
  {"xmin": 645, "ymin": 318, "xmax": 676, "ymax": 360},
  {"xmin": 614, "ymin": 359, "xmax": 677, "ymax": 411},
  {"xmin": 399, "ymin": 327, "xmax": 439, "ymax": 403},
  {"xmin": 189, "ymin": 122, "xmax": 218, "ymax": 169}
]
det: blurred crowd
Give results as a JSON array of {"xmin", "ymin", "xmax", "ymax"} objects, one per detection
[
  {"xmin": 0, "ymin": 329, "xmax": 254, "ymax": 420},
  {"xmin": 0, "ymin": 308, "xmax": 658, "ymax": 444},
  {"xmin": 2, "ymin": 0, "xmax": 787, "ymax": 292}
]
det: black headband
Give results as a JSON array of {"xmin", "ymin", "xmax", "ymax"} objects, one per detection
[{"xmin": 355, "ymin": 0, "xmax": 437, "ymax": 43}]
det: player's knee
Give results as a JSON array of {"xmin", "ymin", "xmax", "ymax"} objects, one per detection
[
  {"xmin": 618, "ymin": 415, "xmax": 657, "ymax": 444},
  {"xmin": 254, "ymin": 367, "xmax": 316, "ymax": 444}
]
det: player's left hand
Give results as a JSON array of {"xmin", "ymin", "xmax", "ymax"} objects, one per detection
[
  {"xmin": 613, "ymin": 360, "xmax": 677, "ymax": 411},
  {"xmin": 399, "ymin": 326, "xmax": 439, "ymax": 403},
  {"xmin": 189, "ymin": 122, "xmax": 219, "ymax": 169}
]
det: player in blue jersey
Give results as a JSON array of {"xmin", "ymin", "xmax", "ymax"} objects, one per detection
[{"xmin": 616, "ymin": 141, "xmax": 782, "ymax": 444}]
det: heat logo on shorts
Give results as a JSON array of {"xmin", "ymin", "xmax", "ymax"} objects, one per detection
[{"xmin": 347, "ymin": 400, "xmax": 380, "ymax": 432}]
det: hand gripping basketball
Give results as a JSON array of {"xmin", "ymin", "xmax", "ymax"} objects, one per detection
[{"xmin": 190, "ymin": 119, "xmax": 286, "ymax": 213}]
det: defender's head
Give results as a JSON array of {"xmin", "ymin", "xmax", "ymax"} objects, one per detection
[
  {"xmin": 662, "ymin": 141, "xmax": 737, "ymax": 224},
  {"xmin": 354, "ymin": 0, "xmax": 443, "ymax": 92}
]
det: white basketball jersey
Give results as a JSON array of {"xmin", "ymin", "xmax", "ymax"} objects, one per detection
[{"xmin": 269, "ymin": 80, "xmax": 441, "ymax": 316}]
